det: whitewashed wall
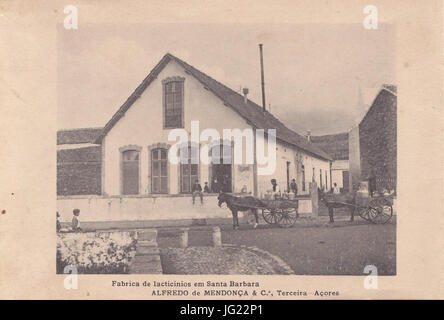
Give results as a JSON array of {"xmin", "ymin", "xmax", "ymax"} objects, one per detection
[
  {"xmin": 57, "ymin": 195, "xmax": 312, "ymax": 223},
  {"xmin": 255, "ymin": 137, "xmax": 331, "ymax": 197},
  {"xmin": 331, "ymin": 160, "xmax": 349, "ymax": 189},
  {"xmin": 103, "ymin": 60, "xmax": 252, "ymax": 196}
]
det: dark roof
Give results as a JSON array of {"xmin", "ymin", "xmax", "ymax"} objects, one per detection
[
  {"xmin": 95, "ymin": 53, "xmax": 332, "ymax": 161},
  {"xmin": 310, "ymin": 133, "xmax": 349, "ymax": 161},
  {"xmin": 382, "ymin": 84, "xmax": 397, "ymax": 95},
  {"xmin": 57, "ymin": 127, "xmax": 103, "ymax": 145}
]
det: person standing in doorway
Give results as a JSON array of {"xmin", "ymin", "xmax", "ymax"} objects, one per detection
[
  {"xmin": 290, "ymin": 179, "xmax": 298, "ymax": 195},
  {"xmin": 333, "ymin": 183, "xmax": 340, "ymax": 194},
  {"xmin": 212, "ymin": 178, "xmax": 220, "ymax": 193}
]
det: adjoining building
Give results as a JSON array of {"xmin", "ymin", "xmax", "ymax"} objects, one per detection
[
  {"xmin": 57, "ymin": 128, "xmax": 102, "ymax": 196},
  {"xmin": 348, "ymin": 84, "xmax": 397, "ymax": 195},
  {"xmin": 311, "ymin": 132, "xmax": 349, "ymax": 193}
]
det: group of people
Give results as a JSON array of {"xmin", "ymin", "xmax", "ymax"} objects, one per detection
[
  {"xmin": 268, "ymin": 178, "xmax": 298, "ymax": 199},
  {"xmin": 192, "ymin": 178, "xmax": 301, "ymax": 203},
  {"xmin": 191, "ymin": 177, "xmax": 234, "ymax": 205},
  {"xmin": 271, "ymin": 179, "xmax": 343, "ymax": 196}
]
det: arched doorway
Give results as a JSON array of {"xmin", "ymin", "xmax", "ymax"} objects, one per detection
[{"xmin": 210, "ymin": 142, "xmax": 232, "ymax": 193}]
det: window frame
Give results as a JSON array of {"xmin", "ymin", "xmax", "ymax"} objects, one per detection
[
  {"xmin": 119, "ymin": 145, "xmax": 142, "ymax": 195},
  {"xmin": 148, "ymin": 143, "xmax": 171, "ymax": 194},
  {"xmin": 162, "ymin": 77, "xmax": 185, "ymax": 129},
  {"xmin": 150, "ymin": 148, "xmax": 169, "ymax": 194},
  {"xmin": 179, "ymin": 143, "xmax": 200, "ymax": 194},
  {"xmin": 325, "ymin": 170, "xmax": 328, "ymax": 191},
  {"xmin": 301, "ymin": 164, "xmax": 306, "ymax": 191}
]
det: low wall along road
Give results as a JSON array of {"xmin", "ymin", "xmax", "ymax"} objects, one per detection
[{"xmin": 57, "ymin": 194, "xmax": 314, "ymax": 228}]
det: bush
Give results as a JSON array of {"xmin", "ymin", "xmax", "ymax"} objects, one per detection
[{"xmin": 57, "ymin": 231, "xmax": 138, "ymax": 274}]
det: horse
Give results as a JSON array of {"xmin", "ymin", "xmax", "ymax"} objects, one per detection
[
  {"xmin": 317, "ymin": 188, "xmax": 355, "ymax": 223},
  {"xmin": 217, "ymin": 192, "xmax": 260, "ymax": 230}
]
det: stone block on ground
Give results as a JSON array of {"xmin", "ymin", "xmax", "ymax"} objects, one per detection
[
  {"xmin": 138, "ymin": 230, "xmax": 158, "ymax": 241},
  {"xmin": 129, "ymin": 262, "xmax": 163, "ymax": 274},
  {"xmin": 136, "ymin": 246, "xmax": 160, "ymax": 255},
  {"xmin": 133, "ymin": 254, "xmax": 161, "ymax": 264},
  {"xmin": 138, "ymin": 239, "xmax": 158, "ymax": 247}
]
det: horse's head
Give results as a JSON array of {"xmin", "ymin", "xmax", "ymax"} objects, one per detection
[
  {"xmin": 317, "ymin": 187, "xmax": 326, "ymax": 201},
  {"xmin": 217, "ymin": 191, "xmax": 227, "ymax": 207}
]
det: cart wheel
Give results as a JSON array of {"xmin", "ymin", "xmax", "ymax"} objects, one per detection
[
  {"xmin": 357, "ymin": 207, "xmax": 371, "ymax": 221},
  {"xmin": 367, "ymin": 207, "xmax": 379, "ymax": 223},
  {"xmin": 277, "ymin": 208, "xmax": 298, "ymax": 228},
  {"xmin": 371, "ymin": 205, "xmax": 393, "ymax": 224},
  {"xmin": 262, "ymin": 209, "xmax": 281, "ymax": 225}
]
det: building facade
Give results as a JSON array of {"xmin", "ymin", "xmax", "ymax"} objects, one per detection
[
  {"xmin": 57, "ymin": 53, "xmax": 332, "ymax": 222},
  {"xmin": 311, "ymin": 132, "xmax": 349, "ymax": 193},
  {"xmin": 93, "ymin": 53, "xmax": 332, "ymax": 198}
]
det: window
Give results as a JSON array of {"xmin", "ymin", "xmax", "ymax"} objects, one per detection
[
  {"xmin": 163, "ymin": 78, "xmax": 184, "ymax": 128},
  {"xmin": 211, "ymin": 143, "xmax": 232, "ymax": 165},
  {"xmin": 121, "ymin": 150, "xmax": 140, "ymax": 195},
  {"xmin": 151, "ymin": 148, "xmax": 168, "ymax": 193},
  {"xmin": 325, "ymin": 171, "xmax": 328, "ymax": 191},
  {"xmin": 320, "ymin": 169, "xmax": 323, "ymax": 188},
  {"xmin": 180, "ymin": 144, "xmax": 199, "ymax": 193},
  {"xmin": 301, "ymin": 165, "xmax": 306, "ymax": 191},
  {"xmin": 286, "ymin": 161, "xmax": 290, "ymax": 192}
]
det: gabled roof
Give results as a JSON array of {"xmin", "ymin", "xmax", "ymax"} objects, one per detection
[
  {"xmin": 310, "ymin": 133, "xmax": 349, "ymax": 161},
  {"xmin": 95, "ymin": 53, "xmax": 332, "ymax": 161},
  {"xmin": 359, "ymin": 84, "xmax": 397, "ymax": 127},
  {"xmin": 57, "ymin": 127, "xmax": 103, "ymax": 145}
]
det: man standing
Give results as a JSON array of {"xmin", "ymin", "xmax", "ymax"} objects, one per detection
[
  {"xmin": 290, "ymin": 179, "xmax": 298, "ymax": 195},
  {"xmin": 192, "ymin": 180, "xmax": 204, "ymax": 204},
  {"xmin": 333, "ymin": 183, "xmax": 340, "ymax": 194},
  {"xmin": 270, "ymin": 179, "xmax": 281, "ymax": 199}
]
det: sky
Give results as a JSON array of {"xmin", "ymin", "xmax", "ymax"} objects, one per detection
[{"xmin": 57, "ymin": 23, "xmax": 395, "ymax": 135}]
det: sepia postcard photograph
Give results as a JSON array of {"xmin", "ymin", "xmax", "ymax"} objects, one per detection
[
  {"xmin": 0, "ymin": 0, "xmax": 442, "ymax": 300},
  {"xmin": 56, "ymin": 21, "xmax": 397, "ymax": 277}
]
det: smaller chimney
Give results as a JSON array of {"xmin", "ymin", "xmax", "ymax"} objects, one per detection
[
  {"xmin": 305, "ymin": 130, "xmax": 311, "ymax": 142},
  {"xmin": 242, "ymin": 87, "xmax": 249, "ymax": 104}
]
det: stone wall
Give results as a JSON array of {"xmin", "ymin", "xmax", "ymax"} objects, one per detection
[
  {"xmin": 359, "ymin": 89, "xmax": 397, "ymax": 193},
  {"xmin": 57, "ymin": 146, "xmax": 102, "ymax": 195}
]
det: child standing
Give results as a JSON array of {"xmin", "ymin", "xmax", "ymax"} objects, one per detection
[{"xmin": 72, "ymin": 209, "xmax": 82, "ymax": 232}]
